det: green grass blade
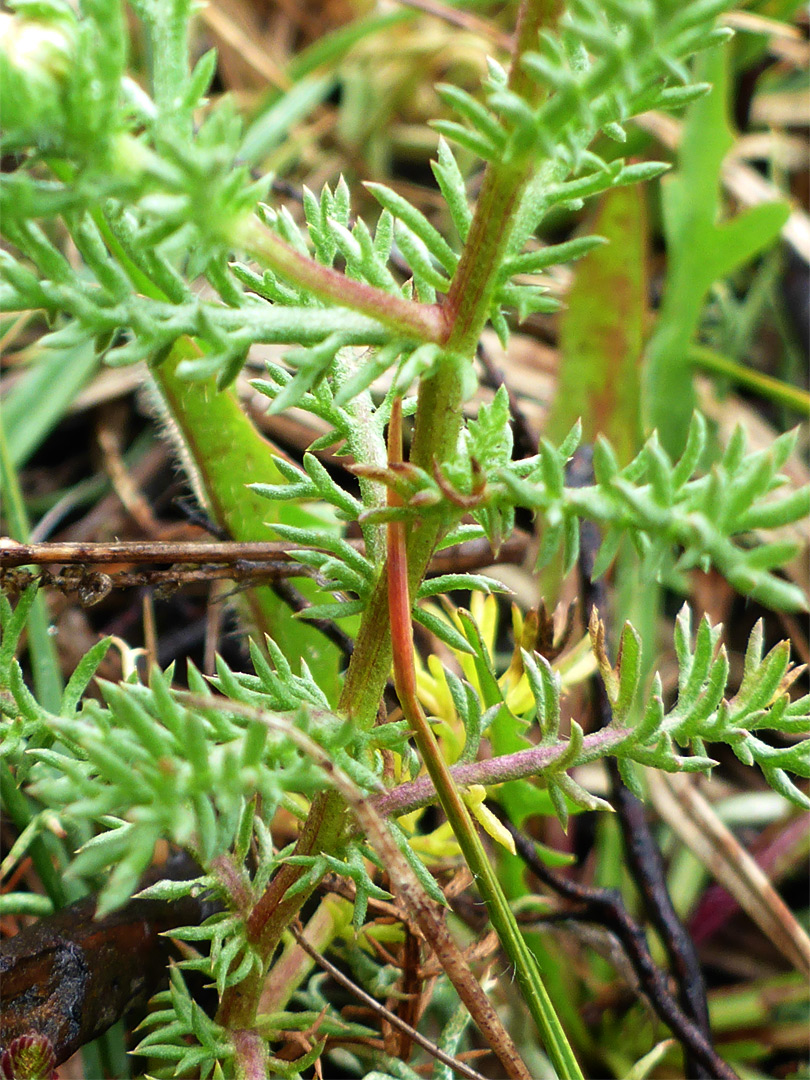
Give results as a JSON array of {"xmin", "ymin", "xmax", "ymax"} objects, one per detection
[
  {"xmin": 0, "ymin": 421, "xmax": 63, "ymax": 709},
  {"xmin": 4, "ymin": 340, "xmax": 99, "ymax": 468},
  {"xmin": 689, "ymin": 344, "xmax": 810, "ymax": 416}
]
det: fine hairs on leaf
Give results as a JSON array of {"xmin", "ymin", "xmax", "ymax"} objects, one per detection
[{"xmin": 0, "ymin": 1, "xmax": 807, "ymax": 1078}]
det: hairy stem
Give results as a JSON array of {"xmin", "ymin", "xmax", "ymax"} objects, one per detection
[
  {"xmin": 257, "ymin": 895, "xmax": 351, "ymax": 1017},
  {"xmin": 196, "ymin": 696, "xmax": 532, "ymax": 1077},
  {"xmin": 232, "ymin": 1029, "xmax": 269, "ymax": 1080},
  {"xmin": 344, "ymin": 0, "xmax": 558, "ymax": 728},
  {"xmin": 232, "ymin": 215, "xmax": 446, "ymax": 343},
  {"xmin": 221, "ymin": 0, "xmax": 560, "ymax": 1026},
  {"xmin": 372, "ymin": 724, "xmax": 631, "ymax": 818},
  {"xmin": 154, "ymin": 340, "xmax": 341, "ymax": 688}
]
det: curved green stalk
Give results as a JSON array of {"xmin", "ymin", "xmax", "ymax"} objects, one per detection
[
  {"xmin": 232, "ymin": 215, "xmax": 445, "ymax": 344},
  {"xmin": 153, "ymin": 340, "xmax": 341, "ymax": 697},
  {"xmin": 688, "ymin": 343, "xmax": 810, "ymax": 415},
  {"xmin": 387, "ymin": 398, "xmax": 584, "ymax": 1079}
]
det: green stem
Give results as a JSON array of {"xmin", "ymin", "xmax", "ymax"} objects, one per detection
[
  {"xmin": 343, "ymin": 0, "xmax": 554, "ymax": 728},
  {"xmin": 221, "ymin": 0, "xmax": 570, "ymax": 1031},
  {"xmin": 388, "ymin": 399, "xmax": 583, "ymax": 1080},
  {"xmin": 407, "ymin": 688, "xmax": 584, "ymax": 1080},
  {"xmin": 257, "ymin": 894, "xmax": 352, "ymax": 1016},
  {"xmin": 153, "ymin": 340, "xmax": 342, "ymax": 695},
  {"xmin": 48, "ymin": 161, "xmax": 343, "ymax": 687},
  {"xmin": 688, "ymin": 343, "xmax": 810, "ymax": 415},
  {"xmin": 0, "ymin": 761, "xmax": 67, "ymax": 907},
  {"xmin": 232, "ymin": 215, "xmax": 446, "ymax": 344}
]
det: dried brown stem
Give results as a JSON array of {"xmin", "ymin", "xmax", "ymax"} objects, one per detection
[
  {"xmin": 0, "ymin": 533, "xmax": 528, "ymax": 572},
  {"xmin": 287, "ymin": 922, "xmax": 489, "ymax": 1080}
]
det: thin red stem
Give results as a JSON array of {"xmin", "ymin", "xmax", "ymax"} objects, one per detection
[{"xmin": 387, "ymin": 398, "xmax": 420, "ymax": 705}]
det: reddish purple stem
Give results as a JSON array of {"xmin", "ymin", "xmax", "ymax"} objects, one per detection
[{"xmin": 372, "ymin": 726, "xmax": 629, "ymax": 818}]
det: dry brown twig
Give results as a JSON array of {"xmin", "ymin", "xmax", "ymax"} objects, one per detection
[
  {"xmin": 0, "ymin": 534, "xmax": 530, "ymax": 608},
  {"xmin": 0, "ymin": 533, "xmax": 529, "ymax": 570},
  {"xmin": 287, "ymin": 921, "xmax": 488, "ymax": 1080},
  {"xmin": 647, "ymin": 771, "xmax": 810, "ymax": 977}
]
